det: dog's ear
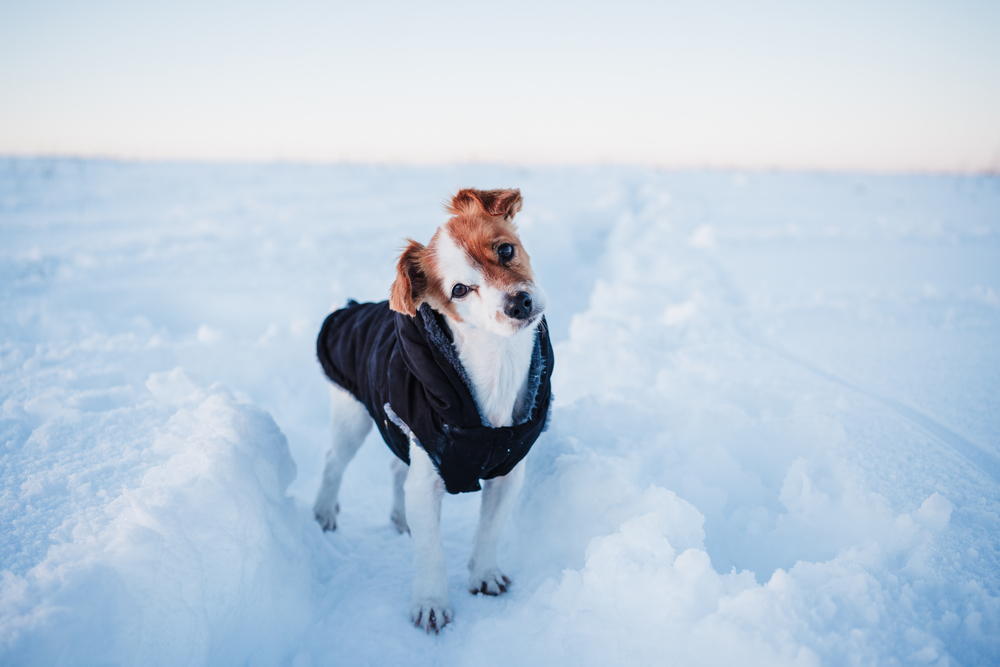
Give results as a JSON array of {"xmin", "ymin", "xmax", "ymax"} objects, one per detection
[
  {"xmin": 389, "ymin": 239, "xmax": 427, "ymax": 316},
  {"xmin": 447, "ymin": 188, "xmax": 522, "ymax": 221}
]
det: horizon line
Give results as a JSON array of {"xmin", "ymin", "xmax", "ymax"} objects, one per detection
[{"xmin": 3, "ymin": 151, "xmax": 998, "ymax": 178}]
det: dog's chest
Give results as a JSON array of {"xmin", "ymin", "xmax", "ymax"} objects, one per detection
[{"xmin": 456, "ymin": 328, "xmax": 536, "ymax": 428}]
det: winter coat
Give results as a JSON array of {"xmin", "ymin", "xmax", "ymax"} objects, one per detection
[{"xmin": 316, "ymin": 300, "xmax": 554, "ymax": 494}]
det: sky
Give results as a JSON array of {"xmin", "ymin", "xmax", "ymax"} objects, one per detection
[{"xmin": 1, "ymin": 0, "xmax": 998, "ymax": 172}]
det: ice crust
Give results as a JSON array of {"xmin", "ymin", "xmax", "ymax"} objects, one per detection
[{"xmin": 1, "ymin": 159, "xmax": 998, "ymax": 665}]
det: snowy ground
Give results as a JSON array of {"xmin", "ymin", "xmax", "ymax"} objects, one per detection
[{"xmin": 1, "ymin": 158, "xmax": 998, "ymax": 666}]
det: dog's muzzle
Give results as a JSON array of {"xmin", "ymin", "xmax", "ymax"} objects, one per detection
[{"xmin": 503, "ymin": 291, "xmax": 533, "ymax": 321}]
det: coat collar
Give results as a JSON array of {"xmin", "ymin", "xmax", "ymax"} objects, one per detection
[{"xmin": 394, "ymin": 303, "xmax": 548, "ymax": 429}]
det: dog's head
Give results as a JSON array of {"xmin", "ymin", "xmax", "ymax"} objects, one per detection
[{"xmin": 389, "ymin": 188, "xmax": 547, "ymax": 336}]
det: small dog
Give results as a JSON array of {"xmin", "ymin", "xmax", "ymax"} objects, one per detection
[{"xmin": 314, "ymin": 188, "xmax": 554, "ymax": 633}]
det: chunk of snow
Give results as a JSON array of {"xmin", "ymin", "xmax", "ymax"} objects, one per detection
[
  {"xmin": 688, "ymin": 224, "xmax": 716, "ymax": 249},
  {"xmin": 145, "ymin": 367, "xmax": 200, "ymax": 402}
]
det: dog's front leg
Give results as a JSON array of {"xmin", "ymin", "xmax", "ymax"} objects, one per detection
[
  {"xmin": 468, "ymin": 459, "xmax": 525, "ymax": 595},
  {"xmin": 404, "ymin": 438, "xmax": 451, "ymax": 633}
]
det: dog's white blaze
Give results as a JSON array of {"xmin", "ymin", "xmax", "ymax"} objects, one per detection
[
  {"xmin": 433, "ymin": 229, "xmax": 540, "ymax": 428},
  {"xmin": 433, "ymin": 229, "xmax": 481, "ymax": 297}
]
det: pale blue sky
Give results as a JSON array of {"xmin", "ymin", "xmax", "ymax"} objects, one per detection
[{"xmin": 1, "ymin": 0, "xmax": 998, "ymax": 171}]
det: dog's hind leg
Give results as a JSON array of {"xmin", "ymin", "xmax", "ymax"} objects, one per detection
[
  {"xmin": 313, "ymin": 383, "xmax": 373, "ymax": 531},
  {"xmin": 390, "ymin": 457, "xmax": 409, "ymax": 534},
  {"xmin": 468, "ymin": 459, "xmax": 525, "ymax": 595},
  {"xmin": 405, "ymin": 438, "xmax": 451, "ymax": 633}
]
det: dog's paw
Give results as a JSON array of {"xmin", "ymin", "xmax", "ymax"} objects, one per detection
[
  {"xmin": 314, "ymin": 502, "xmax": 340, "ymax": 532},
  {"xmin": 410, "ymin": 599, "xmax": 452, "ymax": 634},
  {"xmin": 469, "ymin": 569, "xmax": 511, "ymax": 596},
  {"xmin": 390, "ymin": 508, "xmax": 410, "ymax": 535}
]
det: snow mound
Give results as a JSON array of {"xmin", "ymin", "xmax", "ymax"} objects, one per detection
[{"xmin": 1, "ymin": 381, "xmax": 310, "ymax": 666}]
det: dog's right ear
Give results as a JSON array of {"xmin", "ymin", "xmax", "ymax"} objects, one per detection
[
  {"xmin": 389, "ymin": 239, "xmax": 427, "ymax": 316},
  {"xmin": 447, "ymin": 188, "xmax": 522, "ymax": 221}
]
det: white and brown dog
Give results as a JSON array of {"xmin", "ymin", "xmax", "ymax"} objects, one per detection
[{"xmin": 314, "ymin": 188, "xmax": 553, "ymax": 633}]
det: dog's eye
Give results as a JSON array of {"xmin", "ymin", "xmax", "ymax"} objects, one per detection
[
  {"xmin": 497, "ymin": 243, "xmax": 515, "ymax": 263},
  {"xmin": 451, "ymin": 284, "xmax": 469, "ymax": 299}
]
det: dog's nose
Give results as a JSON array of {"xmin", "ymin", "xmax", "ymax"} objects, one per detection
[{"xmin": 504, "ymin": 292, "xmax": 533, "ymax": 320}]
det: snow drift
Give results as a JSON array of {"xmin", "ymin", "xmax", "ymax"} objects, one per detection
[{"xmin": 1, "ymin": 159, "xmax": 998, "ymax": 665}]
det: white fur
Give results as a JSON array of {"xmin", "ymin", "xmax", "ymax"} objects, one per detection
[
  {"xmin": 390, "ymin": 457, "xmax": 409, "ymax": 534},
  {"xmin": 433, "ymin": 228, "xmax": 545, "ymax": 426},
  {"xmin": 313, "ymin": 384, "xmax": 373, "ymax": 531},
  {"xmin": 468, "ymin": 459, "xmax": 524, "ymax": 594},
  {"xmin": 433, "ymin": 228, "xmax": 548, "ymax": 340},
  {"xmin": 315, "ymin": 216, "xmax": 546, "ymax": 634},
  {"xmin": 452, "ymin": 321, "xmax": 536, "ymax": 427},
  {"xmin": 404, "ymin": 438, "xmax": 451, "ymax": 631}
]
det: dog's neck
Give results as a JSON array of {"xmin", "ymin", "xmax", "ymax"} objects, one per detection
[{"xmin": 449, "ymin": 321, "xmax": 538, "ymax": 429}]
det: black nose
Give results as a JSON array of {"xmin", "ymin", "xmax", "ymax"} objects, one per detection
[{"xmin": 504, "ymin": 291, "xmax": 533, "ymax": 320}]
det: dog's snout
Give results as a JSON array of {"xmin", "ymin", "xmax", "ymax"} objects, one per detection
[{"xmin": 504, "ymin": 291, "xmax": 533, "ymax": 320}]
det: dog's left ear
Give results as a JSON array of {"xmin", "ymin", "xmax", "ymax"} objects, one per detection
[
  {"xmin": 389, "ymin": 240, "xmax": 427, "ymax": 317},
  {"xmin": 448, "ymin": 189, "xmax": 522, "ymax": 221}
]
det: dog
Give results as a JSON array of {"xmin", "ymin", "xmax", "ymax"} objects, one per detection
[{"xmin": 314, "ymin": 188, "xmax": 554, "ymax": 633}]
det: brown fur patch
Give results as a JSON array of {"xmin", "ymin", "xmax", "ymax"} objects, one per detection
[
  {"xmin": 447, "ymin": 189, "xmax": 523, "ymax": 220},
  {"xmin": 443, "ymin": 203, "xmax": 535, "ymax": 294},
  {"xmin": 389, "ymin": 239, "xmax": 426, "ymax": 316},
  {"xmin": 389, "ymin": 237, "xmax": 459, "ymax": 320}
]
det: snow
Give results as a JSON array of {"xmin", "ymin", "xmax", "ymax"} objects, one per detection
[{"xmin": 1, "ymin": 158, "xmax": 999, "ymax": 665}]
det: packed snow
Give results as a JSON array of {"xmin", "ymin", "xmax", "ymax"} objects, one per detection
[{"xmin": 1, "ymin": 158, "xmax": 998, "ymax": 666}]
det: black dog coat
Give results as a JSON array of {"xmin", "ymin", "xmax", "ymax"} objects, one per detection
[{"xmin": 316, "ymin": 300, "xmax": 554, "ymax": 494}]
